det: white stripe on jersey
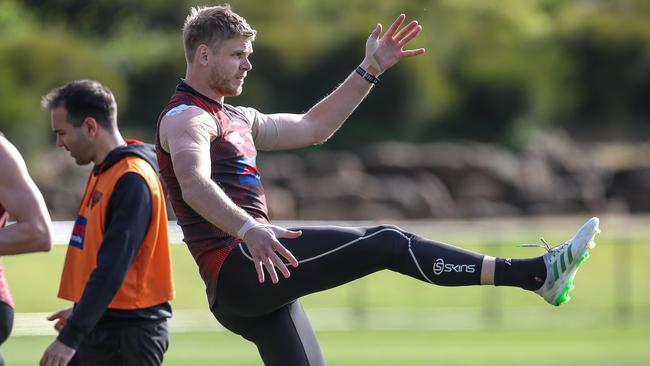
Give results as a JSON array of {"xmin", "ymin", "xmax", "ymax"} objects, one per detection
[{"xmin": 165, "ymin": 104, "xmax": 203, "ymax": 117}]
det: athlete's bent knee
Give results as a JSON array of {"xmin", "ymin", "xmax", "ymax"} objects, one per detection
[{"xmin": 369, "ymin": 224, "xmax": 411, "ymax": 241}]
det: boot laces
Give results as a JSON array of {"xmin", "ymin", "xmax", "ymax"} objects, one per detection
[{"xmin": 517, "ymin": 237, "xmax": 568, "ymax": 253}]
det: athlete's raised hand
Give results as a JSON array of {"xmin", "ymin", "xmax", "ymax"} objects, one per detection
[
  {"xmin": 242, "ymin": 224, "xmax": 301, "ymax": 284},
  {"xmin": 362, "ymin": 14, "xmax": 425, "ymax": 76}
]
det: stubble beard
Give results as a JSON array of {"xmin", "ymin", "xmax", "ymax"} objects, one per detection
[
  {"xmin": 209, "ymin": 68, "xmax": 242, "ymax": 98},
  {"xmin": 74, "ymin": 156, "xmax": 90, "ymax": 166},
  {"xmin": 71, "ymin": 148, "xmax": 93, "ymax": 166},
  {"xmin": 69, "ymin": 138, "xmax": 94, "ymax": 166}
]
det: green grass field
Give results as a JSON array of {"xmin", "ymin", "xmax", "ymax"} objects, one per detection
[
  {"xmin": 5, "ymin": 328, "xmax": 649, "ymax": 365},
  {"xmin": 2, "ymin": 222, "xmax": 649, "ymax": 365}
]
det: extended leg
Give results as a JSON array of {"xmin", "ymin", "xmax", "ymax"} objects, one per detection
[{"xmin": 217, "ymin": 224, "xmax": 501, "ymax": 316}]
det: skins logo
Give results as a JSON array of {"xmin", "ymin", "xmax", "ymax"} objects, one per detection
[{"xmin": 433, "ymin": 258, "xmax": 476, "ymax": 275}]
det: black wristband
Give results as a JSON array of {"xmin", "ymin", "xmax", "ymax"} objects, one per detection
[{"xmin": 355, "ymin": 66, "xmax": 379, "ymax": 85}]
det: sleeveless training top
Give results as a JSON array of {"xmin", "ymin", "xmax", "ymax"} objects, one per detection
[{"xmin": 155, "ymin": 81, "xmax": 270, "ymax": 306}]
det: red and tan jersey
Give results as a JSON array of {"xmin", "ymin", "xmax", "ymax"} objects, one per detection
[
  {"xmin": 155, "ymin": 81, "xmax": 271, "ymax": 305},
  {"xmin": 156, "ymin": 81, "xmax": 270, "ymax": 247}
]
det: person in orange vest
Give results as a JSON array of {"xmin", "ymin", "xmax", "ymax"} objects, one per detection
[
  {"xmin": 39, "ymin": 80, "xmax": 175, "ymax": 366},
  {"xmin": 0, "ymin": 134, "xmax": 53, "ymax": 366}
]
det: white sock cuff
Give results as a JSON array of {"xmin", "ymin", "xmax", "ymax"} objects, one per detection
[{"xmin": 480, "ymin": 255, "xmax": 496, "ymax": 285}]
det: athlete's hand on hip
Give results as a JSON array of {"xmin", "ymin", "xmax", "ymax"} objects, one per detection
[
  {"xmin": 362, "ymin": 14, "xmax": 426, "ymax": 76},
  {"xmin": 46, "ymin": 307, "xmax": 73, "ymax": 332},
  {"xmin": 243, "ymin": 224, "xmax": 301, "ymax": 284},
  {"xmin": 40, "ymin": 340, "xmax": 76, "ymax": 366}
]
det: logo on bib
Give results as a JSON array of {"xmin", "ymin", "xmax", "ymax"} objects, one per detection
[
  {"xmin": 69, "ymin": 215, "xmax": 88, "ymax": 249},
  {"xmin": 236, "ymin": 155, "xmax": 261, "ymax": 186}
]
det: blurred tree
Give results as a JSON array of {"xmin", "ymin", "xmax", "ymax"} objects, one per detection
[
  {"xmin": 1, "ymin": 0, "xmax": 649, "ymax": 155},
  {"xmin": 557, "ymin": 1, "xmax": 650, "ymax": 140},
  {"xmin": 0, "ymin": 0, "xmax": 125, "ymax": 156},
  {"xmin": 21, "ymin": 0, "xmax": 191, "ymax": 35}
]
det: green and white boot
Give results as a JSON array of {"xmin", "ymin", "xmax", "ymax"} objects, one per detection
[{"xmin": 525, "ymin": 217, "xmax": 600, "ymax": 306}]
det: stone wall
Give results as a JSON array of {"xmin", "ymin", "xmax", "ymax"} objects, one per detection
[
  {"xmin": 35, "ymin": 137, "xmax": 650, "ymax": 221},
  {"xmin": 258, "ymin": 138, "xmax": 650, "ymax": 220}
]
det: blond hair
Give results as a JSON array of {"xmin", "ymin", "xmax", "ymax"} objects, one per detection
[{"xmin": 182, "ymin": 4, "xmax": 256, "ymax": 63}]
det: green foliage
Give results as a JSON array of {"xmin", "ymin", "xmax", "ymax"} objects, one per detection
[
  {"xmin": 0, "ymin": 0, "xmax": 124, "ymax": 155},
  {"xmin": 1, "ymin": 0, "xmax": 649, "ymax": 154}
]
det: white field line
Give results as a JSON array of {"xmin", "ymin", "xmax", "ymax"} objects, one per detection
[
  {"xmin": 51, "ymin": 214, "xmax": 650, "ymax": 245},
  {"xmin": 12, "ymin": 306, "xmax": 622, "ymax": 337}
]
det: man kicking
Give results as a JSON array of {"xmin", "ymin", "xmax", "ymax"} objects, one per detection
[{"xmin": 156, "ymin": 5, "xmax": 600, "ymax": 365}]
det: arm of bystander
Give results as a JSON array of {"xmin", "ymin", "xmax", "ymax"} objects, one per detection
[{"xmin": 0, "ymin": 136, "xmax": 52, "ymax": 255}]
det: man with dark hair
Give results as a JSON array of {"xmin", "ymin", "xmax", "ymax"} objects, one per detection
[
  {"xmin": 0, "ymin": 134, "xmax": 53, "ymax": 366},
  {"xmin": 157, "ymin": 5, "xmax": 600, "ymax": 365},
  {"xmin": 40, "ymin": 80, "xmax": 175, "ymax": 366}
]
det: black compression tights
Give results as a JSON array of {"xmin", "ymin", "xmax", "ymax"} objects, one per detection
[{"xmin": 213, "ymin": 224, "xmax": 494, "ymax": 366}]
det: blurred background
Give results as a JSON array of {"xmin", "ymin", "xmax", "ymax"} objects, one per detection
[{"xmin": 1, "ymin": 0, "xmax": 649, "ymax": 364}]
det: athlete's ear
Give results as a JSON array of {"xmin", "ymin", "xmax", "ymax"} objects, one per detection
[
  {"xmin": 197, "ymin": 44, "xmax": 210, "ymax": 66},
  {"xmin": 81, "ymin": 117, "xmax": 99, "ymax": 138}
]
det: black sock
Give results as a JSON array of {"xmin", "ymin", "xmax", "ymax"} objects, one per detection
[{"xmin": 494, "ymin": 256, "xmax": 547, "ymax": 291}]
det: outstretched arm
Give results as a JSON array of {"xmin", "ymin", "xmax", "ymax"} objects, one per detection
[
  {"xmin": 255, "ymin": 14, "xmax": 425, "ymax": 150},
  {"xmin": 0, "ymin": 136, "xmax": 52, "ymax": 255}
]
